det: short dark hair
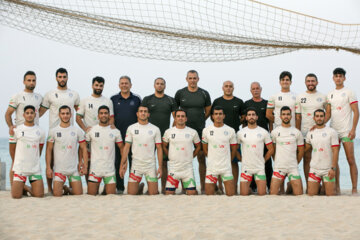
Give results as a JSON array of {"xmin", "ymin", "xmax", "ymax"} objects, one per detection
[
  {"xmin": 187, "ymin": 70, "xmax": 199, "ymax": 77},
  {"xmin": 314, "ymin": 109, "xmax": 325, "ymax": 116},
  {"xmin": 56, "ymin": 68, "xmax": 68, "ymax": 77},
  {"xmin": 333, "ymin": 67, "xmax": 346, "ymax": 76},
  {"xmin": 280, "ymin": 106, "xmax": 291, "ymax": 114},
  {"xmin": 92, "ymin": 76, "xmax": 105, "ymax": 85},
  {"xmin": 23, "ymin": 71, "xmax": 36, "ymax": 80},
  {"xmin": 211, "ymin": 106, "xmax": 224, "ymax": 115},
  {"xmin": 246, "ymin": 107, "xmax": 258, "ymax": 116},
  {"xmin": 305, "ymin": 73, "xmax": 318, "ymax": 81},
  {"xmin": 279, "ymin": 71, "xmax": 292, "ymax": 81},
  {"xmin": 175, "ymin": 108, "xmax": 187, "ymax": 117},
  {"xmin": 59, "ymin": 105, "xmax": 71, "ymax": 113},
  {"xmin": 154, "ymin": 77, "xmax": 166, "ymax": 84},
  {"xmin": 98, "ymin": 105, "xmax": 110, "ymax": 114},
  {"xmin": 24, "ymin": 105, "xmax": 35, "ymax": 112},
  {"xmin": 119, "ymin": 75, "xmax": 131, "ymax": 84},
  {"xmin": 138, "ymin": 105, "xmax": 148, "ymax": 112}
]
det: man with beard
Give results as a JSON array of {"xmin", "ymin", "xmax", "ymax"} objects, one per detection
[
  {"xmin": 295, "ymin": 74, "xmax": 327, "ymax": 191},
  {"xmin": 270, "ymin": 106, "xmax": 304, "ymax": 196},
  {"xmin": 76, "ymin": 76, "xmax": 114, "ymax": 182},
  {"xmin": 120, "ymin": 106, "xmax": 163, "ymax": 195},
  {"xmin": 86, "ymin": 105, "xmax": 123, "ymax": 195},
  {"xmin": 305, "ymin": 109, "xmax": 339, "ymax": 196},
  {"xmin": 46, "ymin": 105, "xmax": 88, "ymax": 196},
  {"xmin": 5, "ymin": 71, "xmax": 43, "ymax": 187},
  {"xmin": 237, "ymin": 107, "xmax": 274, "ymax": 196},
  {"xmin": 142, "ymin": 77, "xmax": 177, "ymax": 193},
  {"xmin": 10, "ymin": 105, "xmax": 46, "ymax": 199},
  {"xmin": 39, "ymin": 68, "xmax": 80, "ymax": 192}
]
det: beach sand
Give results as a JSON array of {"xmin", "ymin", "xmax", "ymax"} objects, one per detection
[{"xmin": 1, "ymin": 188, "xmax": 360, "ymax": 240}]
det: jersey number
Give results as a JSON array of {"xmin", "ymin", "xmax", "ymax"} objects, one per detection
[
  {"xmin": 278, "ymin": 96, "xmax": 282, "ymax": 101},
  {"xmin": 88, "ymin": 104, "xmax": 93, "ymax": 109},
  {"xmin": 95, "ymin": 132, "xmax": 100, "ymax": 137},
  {"xmin": 57, "ymin": 132, "xmax": 62, "ymax": 137}
]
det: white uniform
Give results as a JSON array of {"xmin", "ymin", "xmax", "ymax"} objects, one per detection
[
  {"xmin": 237, "ymin": 126, "xmax": 272, "ymax": 182},
  {"xmin": 47, "ymin": 125, "xmax": 85, "ymax": 182},
  {"xmin": 271, "ymin": 126, "xmax": 304, "ymax": 181},
  {"xmin": 9, "ymin": 124, "xmax": 45, "ymax": 182},
  {"xmin": 202, "ymin": 124, "xmax": 237, "ymax": 183},
  {"xmin": 125, "ymin": 123, "xmax": 162, "ymax": 183},
  {"xmin": 267, "ymin": 91, "xmax": 297, "ymax": 128},
  {"xmin": 306, "ymin": 127, "xmax": 339, "ymax": 183},
  {"xmin": 9, "ymin": 91, "xmax": 43, "ymax": 126},
  {"xmin": 327, "ymin": 87, "xmax": 358, "ymax": 139},
  {"xmin": 77, "ymin": 95, "xmax": 114, "ymax": 128},
  {"xmin": 41, "ymin": 89, "xmax": 80, "ymax": 129},
  {"xmin": 295, "ymin": 91, "xmax": 327, "ymax": 137},
  {"xmin": 86, "ymin": 124, "xmax": 122, "ymax": 184},
  {"xmin": 162, "ymin": 126, "xmax": 200, "ymax": 190}
]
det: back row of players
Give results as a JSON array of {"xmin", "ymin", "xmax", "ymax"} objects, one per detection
[{"xmin": 6, "ymin": 67, "xmax": 358, "ymax": 198}]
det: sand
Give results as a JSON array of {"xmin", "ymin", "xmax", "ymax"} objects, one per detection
[{"xmin": 1, "ymin": 189, "xmax": 360, "ymax": 240}]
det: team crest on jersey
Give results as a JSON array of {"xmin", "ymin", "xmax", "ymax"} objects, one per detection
[
  {"xmin": 317, "ymin": 97, "xmax": 323, "ymax": 102},
  {"xmin": 171, "ymin": 134, "xmax": 176, "ymax": 139},
  {"xmin": 35, "ymin": 95, "xmax": 38, "ymax": 100},
  {"xmin": 244, "ymin": 133, "xmax": 246, "ymax": 138},
  {"xmin": 185, "ymin": 134, "xmax": 190, "ymax": 139},
  {"xmin": 290, "ymin": 133, "xmax": 295, "ymax": 137},
  {"xmin": 36, "ymin": 130, "xmax": 40, "ymax": 136},
  {"xmin": 148, "ymin": 130, "xmax": 153, "ymax": 135},
  {"xmin": 341, "ymin": 93, "xmax": 346, "ymax": 97},
  {"xmin": 322, "ymin": 133, "xmax": 327, "ymax": 137},
  {"xmin": 210, "ymin": 131, "xmax": 214, "ymax": 136},
  {"xmin": 292, "ymin": 96, "xmax": 296, "ymax": 100},
  {"xmin": 71, "ymin": 131, "xmax": 76, "ymax": 136},
  {"xmin": 69, "ymin": 93, "xmax": 73, "ymax": 97},
  {"xmin": 257, "ymin": 133, "xmax": 262, "ymax": 138},
  {"xmin": 109, "ymin": 133, "xmax": 114, "ymax": 138},
  {"xmin": 135, "ymin": 130, "xmax": 139, "ymax": 134},
  {"xmin": 55, "ymin": 93, "xmax": 58, "ymax": 98},
  {"xmin": 130, "ymin": 101, "xmax": 135, "ymax": 106},
  {"xmin": 224, "ymin": 131, "xmax": 228, "ymax": 136}
]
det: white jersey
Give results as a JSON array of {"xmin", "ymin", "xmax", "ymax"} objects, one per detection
[
  {"xmin": 306, "ymin": 127, "xmax": 339, "ymax": 170},
  {"xmin": 86, "ymin": 125, "xmax": 122, "ymax": 175},
  {"xmin": 77, "ymin": 95, "xmax": 114, "ymax": 128},
  {"xmin": 295, "ymin": 91, "xmax": 327, "ymax": 137},
  {"xmin": 48, "ymin": 125, "xmax": 85, "ymax": 174},
  {"xmin": 162, "ymin": 126, "xmax": 200, "ymax": 172},
  {"xmin": 271, "ymin": 126, "xmax": 304, "ymax": 169},
  {"xmin": 41, "ymin": 89, "xmax": 80, "ymax": 129},
  {"xmin": 9, "ymin": 91, "xmax": 43, "ymax": 126},
  {"xmin": 327, "ymin": 87, "xmax": 358, "ymax": 136},
  {"xmin": 9, "ymin": 124, "xmax": 45, "ymax": 174},
  {"xmin": 202, "ymin": 124, "xmax": 237, "ymax": 173},
  {"xmin": 125, "ymin": 122, "xmax": 162, "ymax": 170},
  {"xmin": 237, "ymin": 126, "xmax": 272, "ymax": 170},
  {"xmin": 267, "ymin": 91, "xmax": 297, "ymax": 128}
]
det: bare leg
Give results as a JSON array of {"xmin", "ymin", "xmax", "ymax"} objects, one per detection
[
  {"xmin": 127, "ymin": 182, "xmax": 140, "ymax": 195},
  {"xmin": 87, "ymin": 181, "xmax": 100, "ymax": 195},
  {"xmin": 269, "ymin": 178, "xmax": 283, "ymax": 195},
  {"xmin": 290, "ymin": 179, "xmax": 303, "ymax": 195},
  {"xmin": 186, "ymin": 189, "xmax": 197, "ymax": 195},
  {"xmin": 231, "ymin": 162, "xmax": 239, "ymax": 194},
  {"xmin": 205, "ymin": 183, "xmax": 216, "ymax": 195},
  {"xmin": 256, "ymin": 180, "xmax": 267, "ymax": 196},
  {"xmin": 343, "ymin": 141, "xmax": 358, "ymax": 194},
  {"xmin": 70, "ymin": 180, "xmax": 83, "ymax": 195},
  {"xmin": 324, "ymin": 181, "xmax": 336, "ymax": 196},
  {"xmin": 224, "ymin": 180, "xmax": 235, "ymax": 196},
  {"xmin": 240, "ymin": 181, "xmax": 251, "ymax": 196},
  {"xmin": 307, "ymin": 181, "xmax": 320, "ymax": 196},
  {"xmin": 197, "ymin": 150, "xmax": 206, "ymax": 194},
  {"xmin": 105, "ymin": 183, "xmax": 116, "ymax": 194},
  {"xmin": 147, "ymin": 182, "xmax": 158, "ymax": 195},
  {"xmin": 303, "ymin": 150, "xmax": 311, "ymax": 193},
  {"xmin": 53, "ymin": 181, "xmax": 64, "ymax": 197},
  {"xmin": 11, "ymin": 181, "xmax": 25, "ymax": 199},
  {"xmin": 30, "ymin": 180, "xmax": 44, "ymax": 198},
  {"xmin": 161, "ymin": 161, "xmax": 168, "ymax": 194}
]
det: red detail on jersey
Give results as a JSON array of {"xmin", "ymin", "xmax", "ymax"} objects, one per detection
[
  {"xmin": 309, "ymin": 173, "xmax": 321, "ymax": 183},
  {"xmin": 206, "ymin": 175, "xmax": 218, "ymax": 183},
  {"xmin": 297, "ymin": 144, "xmax": 304, "ymax": 147},
  {"xmin": 167, "ymin": 175, "xmax": 179, "ymax": 188},
  {"xmin": 241, "ymin": 173, "xmax": 252, "ymax": 182},
  {"xmin": 129, "ymin": 173, "xmax": 142, "ymax": 183},
  {"xmin": 350, "ymin": 101, "xmax": 358, "ymax": 105},
  {"xmin": 144, "ymin": 144, "xmax": 148, "ymax": 147},
  {"xmin": 331, "ymin": 145, "xmax": 340, "ymax": 147},
  {"xmin": 181, "ymin": 147, "xmax": 185, "ymax": 150},
  {"xmin": 67, "ymin": 145, "xmax": 73, "ymax": 149},
  {"xmin": 251, "ymin": 144, "xmax": 257, "ymax": 148},
  {"xmin": 116, "ymin": 141, "xmax": 123, "ymax": 144},
  {"xmin": 55, "ymin": 172, "xmax": 66, "ymax": 182},
  {"xmin": 307, "ymin": 113, "xmax": 311, "ymax": 116},
  {"xmin": 14, "ymin": 174, "xmax": 27, "ymax": 183},
  {"xmin": 219, "ymin": 145, "xmax": 225, "ymax": 148},
  {"xmin": 39, "ymin": 143, "xmax": 44, "ymax": 146},
  {"xmin": 104, "ymin": 146, "xmax": 109, "ymax": 150},
  {"xmin": 273, "ymin": 172, "xmax": 285, "ymax": 180},
  {"xmin": 79, "ymin": 140, "xmax": 86, "ymax": 143},
  {"xmin": 32, "ymin": 144, "xmax": 37, "ymax": 149},
  {"xmin": 265, "ymin": 142, "xmax": 273, "ymax": 146},
  {"xmin": 89, "ymin": 174, "xmax": 102, "ymax": 183},
  {"xmin": 230, "ymin": 144, "xmax": 237, "ymax": 146},
  {"xmin": 318, "ymin": 148, "xmax": 324, "ymax": 152},
  {"xmin": 336, "ymin": 106, "xmax": 342, "ymax": 111}
]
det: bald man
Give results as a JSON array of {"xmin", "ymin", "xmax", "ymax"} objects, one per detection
[
  {"xmin": 211, "ymin": 81, "xmax": 244, "ymax": 194},
  {"xmin": 242, "ymin": 82, "xmax": 273, "ymax": 192}
]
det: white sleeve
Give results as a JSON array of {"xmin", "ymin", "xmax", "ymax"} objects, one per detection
[{"xmin": 201, "ymin": 128, "xmax": 208, "ymax": 144}]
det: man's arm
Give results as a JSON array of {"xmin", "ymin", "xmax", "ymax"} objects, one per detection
[
  {"xmin": 9, "ymin": 143, "xmax": 16, "ymax": 162},
  {"xmin": 204, "ymin": 105, "xmax": 211, "ymax": 120},
  {"xmin": 79, "ymin": 141, "xmax": 88, "ymax": 175},
  {"xmin": 119, "ymin": 142, "xmax": 131, "ymax": 178},
  {"xmin": 329, "ymin": 146, "xmax": 340, "ymax": 179},
  {"xmin": 266, "ymin": 108, "xmax": 275, "ymax": 123},
  {"xmin": 117, "ymin": 142, "xmax": 124, "ymax": 155},
  {"xmin": 324, "ymin": 104, "xmax": 331, "ymax": 124},
  {"xmin": 349, "ymin": 102, "xmax": 359, "ymax": 140},
  {"xmin": 39, "ymin": 106, "xmax": 48, "ymax": 117},
  {"xmin": 45, "ymin": 142, "xmax": 54, "ymax": 178},
  {"xmin": 156, "ymin": 144, "xmax": 163, "ymax": 178},
  {"xmin": 162, "ymin": 142, "xmax": 169, "ymax": 157},
  {"xmin": 265, "ymin": 143, "xmax": 274, "ymax": 162},
  {"xmin": 202, "ymin": 143, "xmax": 208, "ymax": 157},
  {"xmin": 76, "ymin": 114, "xmax": 89, "ymax": 132},
  {"xmin": 296, "ymin": 146, "xmax": 304, "ymax": 164},
  {"xmin": 5, "ymin": 107, "xmax": 16, "ymax": 135},
  {"xmin": 295, "ymin": 113, "xmax": 301, "ymax": 130},
  {"xmin": 305, "ymin": 143, "xmax": 312, "ymax": 153},
  {"xmin": 193, "ymin": 143, "xmax": 201, "ymax": 157},
  {"xmin": 230, "ymin": 144, "xmax": 238, "ymax": 161}
]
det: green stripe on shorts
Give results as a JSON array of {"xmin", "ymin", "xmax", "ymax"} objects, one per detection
[
  {"xmin": 183, "ymin": 178, "xmax": 196, "ymax": 189},
  {"xmin": 254, "ymin": 174, "xmax": 266, "ymax": 180},
  {"xmin": 323, "ymin": 176, "xmax": 336, "ymax": 182},
  {"xmin": 29, "ymin": 175, "xmax": 42, "ymax": 181},
  {"xmin": 145, "ymin": 175, "xmax": 158, "ymax": 183},
  {"xmin": 221, "ymin": 175, "xmax": 234, "ymax": 181},
  {"xmin": 288, "ymin": 174, "xmax": 301, "ymax": 181},
  {"xmin": 341, "ymin": 137, "xmax": 353, "ymax": 143},
  {"xmin": 69, "ymin": 175, "xmax": 81, "ymax": 182},
  {"xmin": 104, "ymin": 175, "xmax": 116, "ymax": 184}
]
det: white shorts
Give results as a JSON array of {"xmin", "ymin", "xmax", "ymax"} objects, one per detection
[
  {"xmin": 165, "ymin": 169, "xmax": 196, "ymax": 191},
  {"xmin": 240, "ymin": 168, "xmax": 266, "ymax": 182},
  {"xmin": 128, "ymin": 167, "xmax": 158, "ymax": 183},
  {"xmin": 308, "ymin": 168, "xmax": 335, "ymax": 183},
  {"xmin": 273, "ymin": 168, "xmax": 301, "ymax": 181},
  {"xmin": 205, "ymin": 168, "xmax": 233, "ymax": 184},
  {"xmin": 54, "ymin": 171, "xmax": 81, "ymax": 183},
  {"xmin": 88, "ymin": 171, "xmax": 116, "ymax": 184},
  {"xmin": 13, "ymin": 172, "xmax": 42, "ymax": 183}
]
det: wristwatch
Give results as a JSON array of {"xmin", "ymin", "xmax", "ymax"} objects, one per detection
[{"xmin": 331, "ymin": 167, "xmax": 337, "ymax": 171}]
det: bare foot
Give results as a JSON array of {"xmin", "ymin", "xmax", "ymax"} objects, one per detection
[
  {"xmin": 63, "ymin": 185, "xmax": 70, "ymax": 195},
  {"xmin": 352, "ymin": 188, "xmax": 358, "ymax": 195}
]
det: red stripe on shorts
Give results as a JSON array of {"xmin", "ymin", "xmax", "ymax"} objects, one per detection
[
  {"xmin": 129, "ymin": 173, "xmax": 142, "ymax": 183},
  {"xmin": 14, "ymin": 174, "xmax": 27, "ymax": 183},
  {"xmin": 309, "ymin": 173, "xmax": 321, "ymax": 183},
  {"xmin": 273, "ymin": 172, "xmax": 285, "ymax": 180},
  {"xmin": 167, "ymin": 175, "xmax": 179, "ymax": 188},
  {"xmin": 206, "ymin": 175, "xmax": 218, "ymax": 184},
  {"xmin": 241, "ymin": 173, "xmax": 252, "ymax": 182},
  {"xmin": 55, "ymin": 172, "xmax": 66, "ymax": 182}
]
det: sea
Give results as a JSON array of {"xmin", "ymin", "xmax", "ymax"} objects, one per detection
[{"xmin": 0, "ymin": 138, "xmax": 358, "ymax": 189}]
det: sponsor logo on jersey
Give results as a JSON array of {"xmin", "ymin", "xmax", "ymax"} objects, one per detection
[
  {"xmin": 69, "ymin": 93, "xmax": 73, "ymax": 97},
  {"xmin": 185, "ymin": 134, "xmax": 190, "ymax": 139},
  {"xmin": 290, "ymin": 133, "xmax": 295, "ymax": 136},
  {"xmin": 224, "ymin": 131, "xmax": 228, "ymax": 136},
  {"xmin": 322, "ymin": 133, "xmax": 327, "ymax": 137},
  {"xmin": 257, "ymin": 133, "xmax": 262, "ymax": 138},
  {"xmin": 210, "ymin": 131, "xmax": 214, "ymax": 136},
  {"xmin": 71, "ymin": 131, "xmax": 76, "ymax": 136},
  {"xmin": 341, "ymin": 93, "xmax": 346, "ymax": 97},
  {"xmin": 148, "ymin": 130, "xmax": 153, "ymax": 135},
  {"xmin": 109, "ymin": 133, "xmax": 114, "ymax": 138},
  {"xmin": 36, "ymin": 130, "xmax": 40, "ymax": 136},
  {"xmin": 130, "ymin": 101, "xmax": 135, "ymax": 106},
  {"xmin": 171, "ymin": 134, "xmax": 176, "ymax": 139}
]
